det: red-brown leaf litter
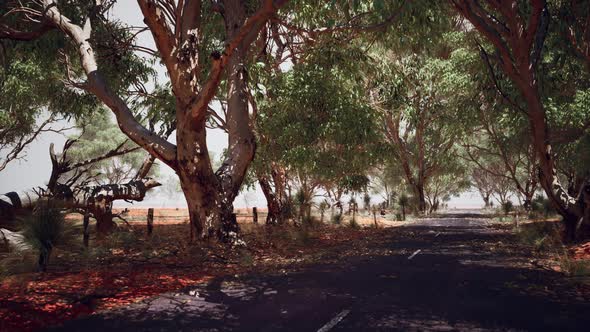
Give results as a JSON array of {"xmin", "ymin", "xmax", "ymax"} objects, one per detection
[{"xmin": 0, "ymin": 267, "xmax": 212, "ymax": 331}]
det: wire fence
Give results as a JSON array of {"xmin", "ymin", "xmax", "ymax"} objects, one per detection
[{"xmin": 113, "ymin": 208, "xmax": 268, "ymax": 224}]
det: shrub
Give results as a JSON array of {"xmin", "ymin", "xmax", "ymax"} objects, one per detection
[
  {"xmin": 502, "ymin": 201, "xmax": 513, "ymax": 216},
  {"xmin": 531, "ymin": 195, "xmax": 555, "ymax": 219},
  {"xmin": 105, "ymin": 229, "xmax": 140, "ymax": 250},
  {"xmin": 238, "ymin": 248, "xmax": 254, "ymax": 267},
  {"xmin": 518, "ymin": 222, "xmax": 561, "ymax": 251},
  {"xmin": 398, "ymin": 194, "xmax": 409, "ymax": 220},
  {"xmin": 348, "ymin": 218, "xmax": 360, "ymax": 229},
  {"xmin": 302, "ymin": 214, "xmax": 319, "ymax": 227},
  {"xmin": 318, "ymin": 200, "xmax": 330, "ymax": 223},
  {"xmin": 331, "ymin": 213, "xmax": 343, "ymax": 225},
  {"xmin": 20, "ymin": 200, "xmax": 78, "ymax": 271},
  {"xmin": 0, "ymin": 251, "xmax": 38, "ymax": 279}
]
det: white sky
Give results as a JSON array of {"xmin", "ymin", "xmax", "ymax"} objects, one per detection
[{"xmin": 0, "ymin": 2, "xmax": 487, "ymax": 209}]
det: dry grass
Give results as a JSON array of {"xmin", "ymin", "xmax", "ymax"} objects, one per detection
[{"xmin": 517, "ymin": 220, "xmax": 590, "ymax": 284}]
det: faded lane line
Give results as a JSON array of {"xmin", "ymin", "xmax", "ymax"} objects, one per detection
[
  {"xmin": 317, "ymin": 309, "xmax": 351, "ymax": 332},
  {"xmin": 408, "ymin": 249, "xmax": 421, "ymax": 260}
]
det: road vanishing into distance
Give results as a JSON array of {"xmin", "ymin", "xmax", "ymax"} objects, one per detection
[{"xmin": 50, "ymin": 213, "xmax": 590, "ymax": 332}]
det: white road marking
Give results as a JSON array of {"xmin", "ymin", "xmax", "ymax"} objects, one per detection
[
  {"xmin": 408, "ymin": 249, "xmax": 422, "ymax": 260},
  {"xmin": 317, "ymin": 309, "xmax": 351, "ymax": 332}
]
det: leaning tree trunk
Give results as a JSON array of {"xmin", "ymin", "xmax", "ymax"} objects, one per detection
[
  {"xmin": 176, "ymin": 115, "xmax": 222, "ymax": 240},
  {"xmin": 414, "ymin": 184, "xmax": 427, "ymax": 214},
  {"xmin": 259, "ymin": 177, "xmax": 282, "ymax": 225},
  {"xmin": 520, "ymin": 82, "xmax": 587, "ymax": 240},
  {"xmin": 451, "ymin": 0, "xmax": 588, "ymax": 241},
  {"xmin": 216, "ymin": 1, "xmax": 257, "ymax": 240}
]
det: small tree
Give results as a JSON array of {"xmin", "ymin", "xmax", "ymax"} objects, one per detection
[
  {"xmin": 398, "ymin": 193, "xmax": 409, "ymax": 221},
  {"xmin": 318, "ymin": 200, "xmax": 329, "ymax": 224},
  {"xmin": 363, "ymin": 193, "xmax": 371, "ymax": 214},
  {"xmin": 502, "ymin": 201, "xmax": 514, "ymax": 216}
]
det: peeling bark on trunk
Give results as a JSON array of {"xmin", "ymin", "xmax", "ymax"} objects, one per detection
[
  {"xmin": 2, "ymin": 0, "xmax": 286, "ymax": 243},
  {"xmin": 215, "ymin": 0, "xmax": 257, "ymax": 239},
  {"xmin": 176, "ymin": 104, "xmax": 218, "ymax": 240},
  {"xmin": 259, "ymin": 176, "xmax": 282, "ymax": 225},
  {"xmin": 415, "ymin": 184, "xmax": 427, "ymax": 214}
]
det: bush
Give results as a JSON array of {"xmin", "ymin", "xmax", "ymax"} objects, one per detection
[
  {"xmin": 0, "ymin": 251, "xmax": 38, "ymax": 279},
  {"xmin": 105, "ymin": 229, "xmax": 140, "ymax": 250},
  {"xmin": 348, "ymin": 218, "xmax": 360, "ymax": 229},
  {"xmin": 531, "ymin": 195, "xmax": 555, "ymax": 219},
  {"xmin": 20, "ymin": 200, "xmax": 78, "ymax": 271},
  {"xmin": 331, "ymin": 213, "xmax": 343, "ymax": 225},
  {"xmin": 318, "ymin": 200, "xmax": 330, "ymax": 223},
  {"xmin": 502, "ymin": 201, "xmax": 514, "ymax": 216},
  {"xmin": 301, "ymin": 214, "xmax": 319, "ymax": 227}
]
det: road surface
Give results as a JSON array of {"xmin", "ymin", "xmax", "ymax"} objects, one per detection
[{"xmin": 49, "ymin": 214, "xmax": 590, "ymax": 331}]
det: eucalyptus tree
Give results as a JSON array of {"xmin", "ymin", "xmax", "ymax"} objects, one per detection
[
  {"xmin": 0, "ymin": 4, "xmax": 136, "ymax": 172},
  {"xmin": 424, "ymin": 158, "xmax": 471, "ymax": 213},
  {"xmin": 371, "ymin": 30, "xmax": 477, "ymax": 213},
  {"xmin": 1, "ymin": 0, "xmax": 289, "ymax": 242},
  {"xmin": 451, "ymin": 0, "xmax": 590, "ymax": 239},
  {"xmin": 471, "ymin": 168, "xmax": 496, "ymax": 208},
  {"xmin": 254, "ymin": 42, "xmax": 379, "ymax": 223},
  {"xmin": 463, "ymin": 103, "xmax": 539, "ymax": 209},
  {"xmin": 0, "ymin": 2, "xmax": 162, "ymax": 231},
  {"xmin": 246, "ymin": 0, "xmax": 411, "ymax": 224}
]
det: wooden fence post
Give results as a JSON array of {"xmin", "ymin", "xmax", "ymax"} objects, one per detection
[
  {"xmin": 373, "ymin": 210, "xmax": 378, "ymax": 228},
  {"xmin": 253, "ymin": 207, "xmax": 258, "ymax": 224},
  {"xmin": 147, "ymin": 208, "xmax": 154, "ymax": 236},
  {"xmin": 83, "ymin": 210, "xmax": 90, "ymax": 247}
]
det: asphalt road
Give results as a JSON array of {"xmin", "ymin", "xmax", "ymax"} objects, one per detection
[{"xmin": 49, "ymin": 214, "xmax": 590, "ymax": 332}]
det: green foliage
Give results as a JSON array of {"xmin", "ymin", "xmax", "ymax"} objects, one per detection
[
  {"xmin": 398, "ymin": 193, "xmax": 409, "ymax": 207},
  {"xmin": 20, "ymin": 200, "xmax": 79, "ymax": 271},
  {"xmin": 254, "ymin": 40, "xmax": 380, "ymax": 197},
  {"xmin": 363, "ymin": 193, "xmax": 371, "ymax": 211},
  {"xmin": 0, "ymin": 5, "xmax": 156, "ymax": 161},
  {"xmin": 348, "ymin": 218, "xmax": 361, "ymax": 229},
  {"xmin": 370, "ymin": 28, "xmax": 478, "ymax": 210},
  {"xmin": 531, "ymin": 195, "xmax": 556, "ymax": 219},
  {"xmin": 502, "ymin": 201, "xmax": 514, "ymax": 216},
  {"xmin": 66, "ymin": 109, "xmax": 156, "ymax": 184},
  {"xmin": 331, "ymin": 214, "xmax": 343, "ymax": 225}
]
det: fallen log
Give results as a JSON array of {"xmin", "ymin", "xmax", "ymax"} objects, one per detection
[{"xmin": 0, "ymin": 179, "xmax": 160, "ymax": 233}]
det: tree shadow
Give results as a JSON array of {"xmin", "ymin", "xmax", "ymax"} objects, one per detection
[{"xmin": 49, "ymin": 225, "xmax": 590, "ymax": 331}]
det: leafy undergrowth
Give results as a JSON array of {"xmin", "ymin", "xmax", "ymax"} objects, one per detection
[
  {"xmin": 516, "ymin": 220, "xmax": 590, "ymax": 283},
  {"xmin": 0, "ymin": 222, "xmax": 389, "ymax": 331}
]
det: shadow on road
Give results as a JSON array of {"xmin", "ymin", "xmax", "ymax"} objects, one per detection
[{"xmin": 50, "ymin": 222, "xmax": 590, "ymax": 332}]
